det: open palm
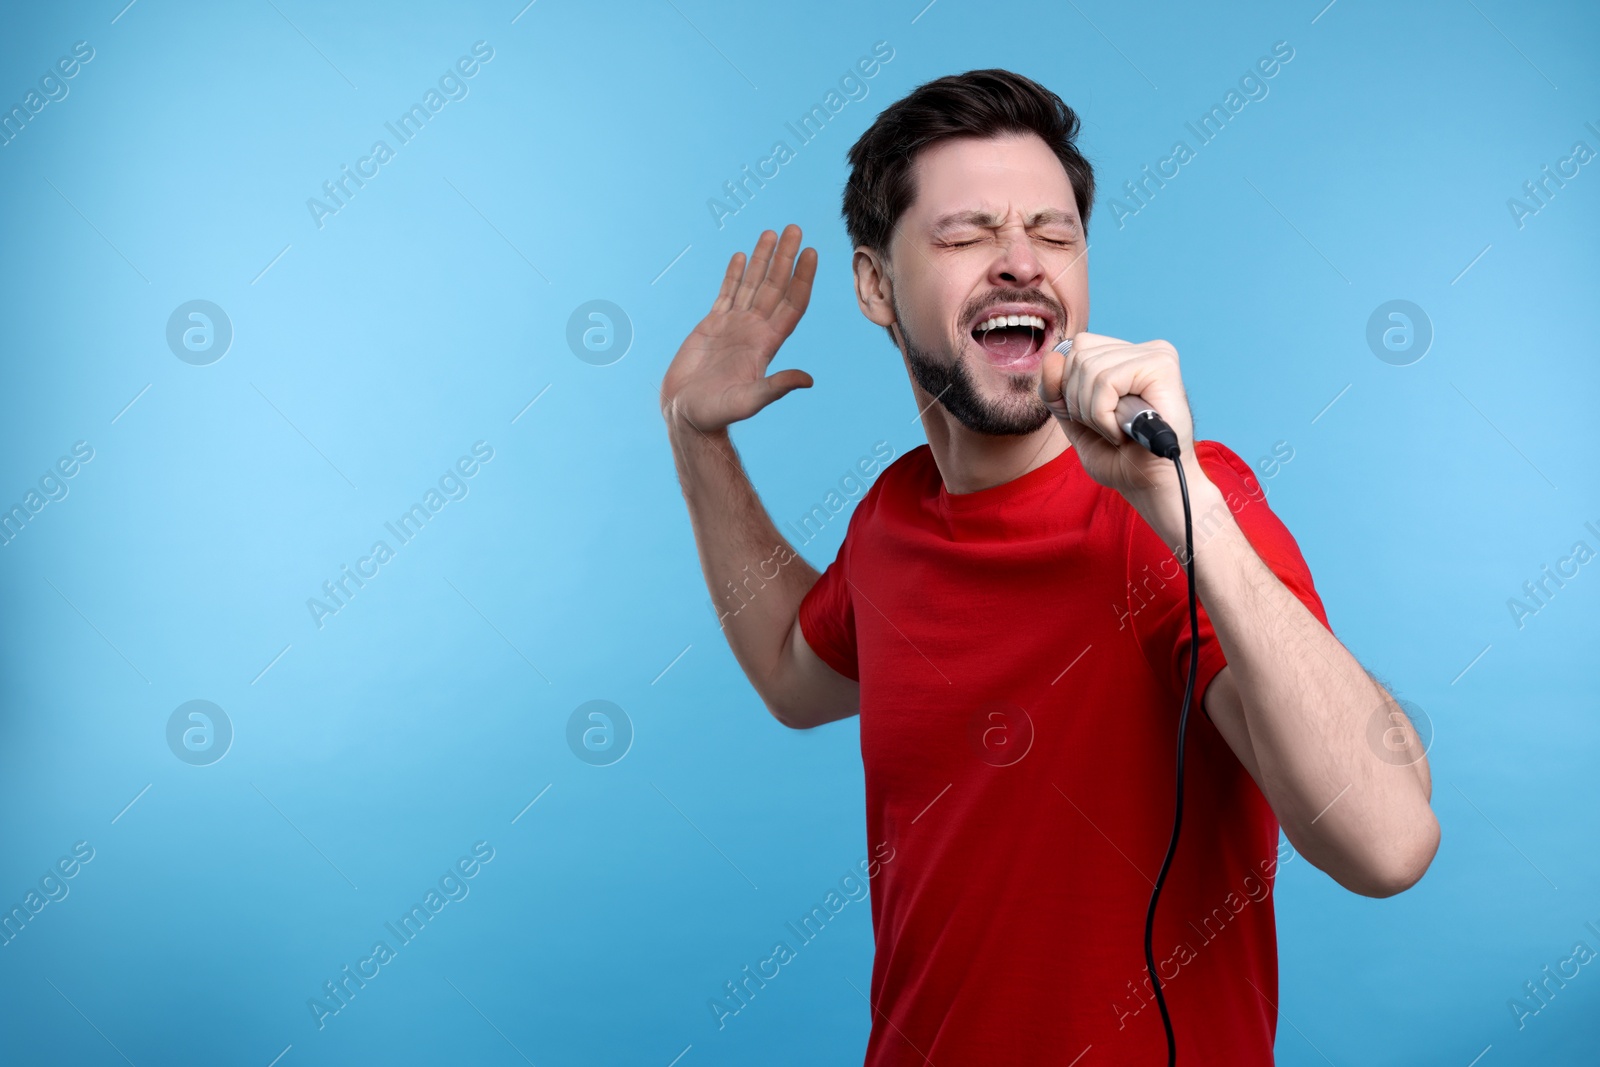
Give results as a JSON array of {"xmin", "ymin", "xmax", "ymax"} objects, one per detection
[{"xmin": 660, "ymin": 225, "xmax": 819, "ymax": 433}]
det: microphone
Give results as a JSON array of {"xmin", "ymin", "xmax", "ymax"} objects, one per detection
[{"xmin": 1053, "ymin": 339, "xmax": 1181, "ymax": 460}]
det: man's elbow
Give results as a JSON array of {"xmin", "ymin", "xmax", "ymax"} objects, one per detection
[
  {"xmin": 1347, "ymin": 812, "xmax": 1441, "ymax": 898},
  {"xmin": 766, "ymin": 698, "xmax": 852, "ymax": 731},
  {"xmin": 766, "ymin": 701, "xmax": 810, "ymax": 730},
  {"xmin": 762, "ymin": 691, "xmax": 814, "ymax": 730}
]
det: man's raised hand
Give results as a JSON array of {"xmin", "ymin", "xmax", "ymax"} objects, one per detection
[{"xmin": 660, "ymin": 224, "xmax": 818, "ymax": 434}]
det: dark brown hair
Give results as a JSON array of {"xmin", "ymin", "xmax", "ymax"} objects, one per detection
[{"xmin": 842, "ymin": 68, "xmax": 1096, "ymax": 265}]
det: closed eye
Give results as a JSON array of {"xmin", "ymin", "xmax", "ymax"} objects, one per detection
[{"xmin": 944, "ymin": 235, "xmax": 1077, "ymax": 248}]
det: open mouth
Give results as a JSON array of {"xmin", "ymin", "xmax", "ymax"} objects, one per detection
[{"xmin": 971, "ymin": 312, "xmax": 1048, "ymax": 365}]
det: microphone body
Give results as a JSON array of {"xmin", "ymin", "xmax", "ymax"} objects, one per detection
[{"xmin": 1054, "ymin": 339, "xmax": 1181, "ymax": 460}]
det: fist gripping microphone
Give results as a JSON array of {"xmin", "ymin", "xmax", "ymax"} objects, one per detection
[{"xmin": 1053, "ymin": 339, "xmax": 1181, "ymax": 460}]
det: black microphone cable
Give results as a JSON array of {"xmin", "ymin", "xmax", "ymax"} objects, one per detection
[{"xmin": 1142, "ymin": 445, "xmax": 1198, "ymax": 1066}]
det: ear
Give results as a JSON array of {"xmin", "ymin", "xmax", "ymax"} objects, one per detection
[{"xmin": 852, "ymin": 246, "xmax": 896, "ymax": 330}]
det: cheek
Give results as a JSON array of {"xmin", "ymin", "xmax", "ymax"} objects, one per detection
[
  {"xmin": 897, "ymin": 262, "xmax": 971, "ymax": 352},
  {"xmin": 895, "ymin": 294, "xmax": 943, "ymax": 348},
  {"xmin": 1063, "ymin": 283, "xmax": 1089, "ymax": 328},
  {"xmin": 947, "ymin": 311, "xmax": 976, "ymax": 353},
  {"xmin": 925, "ymin": 297, "xmax": 968, "ymax": 348}
]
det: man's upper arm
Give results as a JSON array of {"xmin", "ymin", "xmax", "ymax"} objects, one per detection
[
  {"xmin": 1130, "ymin": 441, "xmax": 1331, "ymax": 763},
  {"xmin": 769, "ymin": 464, "xmax": 885, "ymax": 728},
  {"xmin": 1202, "ymin": 666, "xmax": 1261, "ymax": 784},
  {"xmin": 771, "ymin": 613, "xmax": 860, "ymax": 729}
]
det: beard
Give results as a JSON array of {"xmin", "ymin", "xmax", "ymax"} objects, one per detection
[{"xmin": 897, "ymin": 297, "xmax": 1053, "ymax": 437}]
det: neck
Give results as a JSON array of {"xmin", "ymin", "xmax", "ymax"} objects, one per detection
[{"xmin": 919, "ymin": 400, "xmax": 1071, "ymax": 495}]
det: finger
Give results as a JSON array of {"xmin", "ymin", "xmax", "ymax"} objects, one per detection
[
  {"xmin": 1054, "ymin": 400, "xmax": 1119, "ymax": 473},
  {"xmin": 1054, "ymin": 406, "xmax": 1096, "ymax": 453},
  {"xmin": 734, "ymin": 229, "xmax": 779, "ymax": 310},
  {"xmin": 1084, "ymin": 367, "xmax": 1131, "ymax": 444},
  {"xmin": 1131, "ymin": 342, "xmax": 1186, "ymax": 427},
  {"xmin": 711, "ymin": 251, "xmax": 745, "ymax": 314},
  {"xmin": 774, "ymin": 246, "xmax": 819, "ymax": 332},
  {"xmin": 1060, "ymin": 332, "xmax": 1101, "ymax": 422},
  {"xmin": 737, "ymin": 367, "xmax": 814, "ymax": 416},
  {"xmin": 1063, "ymin": 334, "xmax": 1133, "ymax": 400},
  {"xmin": 1036, "ymin": 346, "xmax": 1067, "ymax": 411},
  {"xmin": 753, "ymin": 225, "xmax": 801, "ymax": 316},
  {"xmin": 1063, "ymin": 343, "xmax": 1098, "ymax": 434},
  {"xmin": 1069, "ymin": 331, "xmax": 1124, "ymax": 349},
  {"xmin": 1083, "ymin": 350, "xmax": 1174, "ymax": 445},
  {"xmin": 764, "ymin": 367, "xmax": 813, "ymax": 398},
  {"xmin": 1069, "ymin": 347, "xmax": 1133, "ymax": 446}
]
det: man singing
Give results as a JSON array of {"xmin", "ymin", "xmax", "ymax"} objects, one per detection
[{"xmin": 661, "ymin": 68, "xmax": 1438, "ymax": 1064}]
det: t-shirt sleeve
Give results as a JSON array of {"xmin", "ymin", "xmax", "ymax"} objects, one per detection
[
  {"xmin": 1127, "ymin": 440, "xmax": 1331, "ymax": 719},
  {"xmin": 797, "ymin": 530, "xmax": 860, "ymax": 682},
  {"xmin": 797, "ymin": 451, "xmax": 904, "ymax": 684}
]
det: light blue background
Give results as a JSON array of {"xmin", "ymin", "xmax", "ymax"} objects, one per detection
[{"xmin": 1, "ymin": 0, "xmax": 1596, "ymax": 1063}]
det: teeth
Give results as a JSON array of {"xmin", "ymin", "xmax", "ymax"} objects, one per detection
[{"xmin": 974, "ymin": 313, "xmax": 1046, "ymax": 333}]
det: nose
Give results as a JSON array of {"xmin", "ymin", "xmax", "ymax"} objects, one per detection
[{"xmin": 987, "ymin": 224, "xmax": 1045, "ymax": 287}]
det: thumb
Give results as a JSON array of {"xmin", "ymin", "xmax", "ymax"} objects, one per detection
[
  {"xmin": 756, "ymin": 367, "xmax": 814, "ymax": 405},
  {"xmin": 1037, "ymin": 346, "xmax": 1065, "ymax": 406}
]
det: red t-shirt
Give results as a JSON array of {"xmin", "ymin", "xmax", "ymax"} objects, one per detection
[{"xmin": 798, "ymin": 439, "xmax": 1330, "ymax": 1064}]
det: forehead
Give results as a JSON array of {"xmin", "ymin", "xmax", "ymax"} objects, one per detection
[{"xmin": 901, "ymin": 132, "xmax": 1078, "ymax": 230}]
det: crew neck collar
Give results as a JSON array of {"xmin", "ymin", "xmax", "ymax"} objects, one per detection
[{"xmin": 934, "ymin": 442, "xmax": 1078, "ymax": 513}]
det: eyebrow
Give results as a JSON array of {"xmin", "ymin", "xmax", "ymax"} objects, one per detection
[{"xmin": 929, "ymin": 208, "xmax": 1080, "ymax": 236}]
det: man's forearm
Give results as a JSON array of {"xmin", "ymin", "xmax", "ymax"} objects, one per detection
[
  {"xmin": 667, "ymin": 418, "xmax": 819, "ymax": 711},
  {"xmin": 1134, "ymin": 466, "xmax": 1438, "ymax": 894}
]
